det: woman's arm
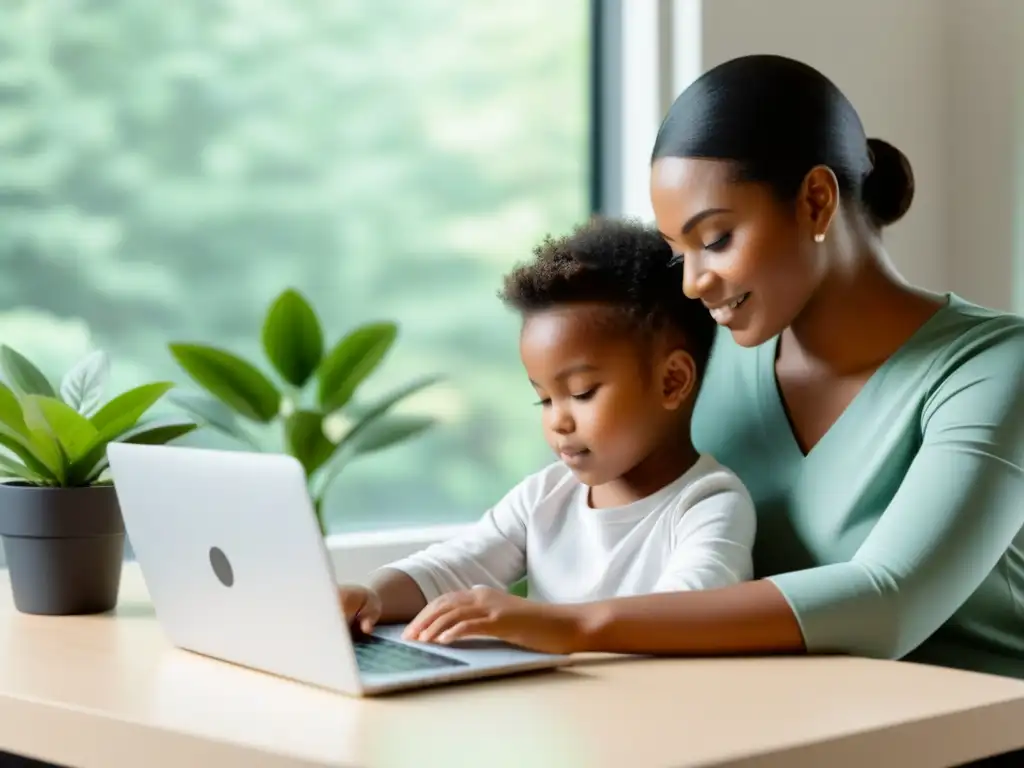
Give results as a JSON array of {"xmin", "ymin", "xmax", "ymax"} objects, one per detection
[
  {"xmin": 579, "ymin": 322, "xmax": 1024, "ymax": 659},
  {"xmin": 763, "ymin": 326, "xmax": 1024, "ymax": 660},
  {"xmin": 580, "ymin": 578, "xmax": 805, "ymax": 654}
]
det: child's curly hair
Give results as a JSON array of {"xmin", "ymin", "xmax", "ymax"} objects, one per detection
[{"xmin": 499, "ymin": 217, "xmax": 716, "ymax": 370}]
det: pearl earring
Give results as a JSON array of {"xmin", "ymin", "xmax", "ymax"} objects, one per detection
[{"xmin": 814, "ymin": 233, "xmax": 826, "ymax": 243}]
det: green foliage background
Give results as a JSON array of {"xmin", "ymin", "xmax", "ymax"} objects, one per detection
[{"xmin": 0, "ymin": 0, "xmax": 589, "ymax": 532}]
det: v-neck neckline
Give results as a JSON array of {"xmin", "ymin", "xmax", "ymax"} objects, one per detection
[{"xmin": 756, "ymin": 293, "xmax": 956, "ymax": 462}]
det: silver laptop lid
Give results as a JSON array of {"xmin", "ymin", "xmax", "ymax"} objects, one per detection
[{"xmin": 107, "ymin": 443, "xmax": 364, "ymax": 695}]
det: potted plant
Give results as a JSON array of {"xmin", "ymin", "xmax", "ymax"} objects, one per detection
[
  {"xmin": 0, "ymin": 346, "xmax": 196, "ymax": 615},
  {"xmin": 168, "ymin": 288, "xmax": 440, "ymax": 535}
]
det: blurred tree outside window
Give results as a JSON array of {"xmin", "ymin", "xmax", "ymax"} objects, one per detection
[{"xmin": 0, "ymin": 0, "xmax": 591, "ymax": 533}]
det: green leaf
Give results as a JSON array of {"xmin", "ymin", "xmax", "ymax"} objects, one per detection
[
  {"xmin": 76, "ymin": 417, "xmax": 198, "ymax": 483},
  {"xmin": 285, "ymin": 410, "xmax": 336, "ymax": 476},
  {"xmin": 262, "ymin": 289, "xmax": 324, "ymax": 388},
  {"xmin": 17, "ymin": 394, "xmax": 71, "ymax": 483},
  {"xmin": 0, "ymin": 423, "xmax": 63, "ymax": 484},
  {"xmin": 0, "ymin": 345, "xmax": 55, "ymax": 397},
  {"xmin": 68, "ymin": 382, "xmax": 177, "ymax": 485},
  {"xmin": 336, "ymin": 375, "xmax": 441, "ymax": 453},
  {"xmin": 167, "ymin": 391, "xmax": 260, "ymax": 449},
  {"xmin": 0, "ymin": 453, "xmax": 40, "ymax": 483},
  {"xmin": 120, "ymin": 420, "xmax": 198, "ymax": 446},
  {"xmin": 0, "ymin": 381, "xmax": 28, "ymax": 436},
  {"xmin": 508, "ymin": 578, "xmax": 529, "ymax": 598},
  {"xmin": 59, "ymin": 350, "xmax": 110, "ymax": 416},
  {"xmin": 83, "ymin": 463, "xmax": 109, "ymax": 486},
  {"xmin": 169, "ymin": 344, "xmax": 281, "ymax": 423},
  {"xmin": 312, "ymin": 496, "xmax": 328, "ymax": 537},
  {"xmin": 70, "ymin": 438, "xmax": 108, "ymax": 486},
  {"xmin": 347, "ymin": 414, "xmax": 435, "ymax": 457},
  {"xmin": 91, "ymin": 382, "xmax": 174, "ymax": 439},
  {"xmin": 24, "ymin": 395, "xmax": 99, "ymax": 464},
  {"xmin": 73, "ymin": 419, "xmax": 200, "ymax": 486},
  {"xmin": 312, "ymin": 375, "xmax": 441, "ymax": 502},
  {"xmin": 316, "ymin": 322, "xmax": 397, "ymax": 412}
]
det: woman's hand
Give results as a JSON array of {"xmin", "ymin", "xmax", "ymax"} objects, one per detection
[{"xmin": 401, "ymin": 586, "xmax": 587, "ymax": 655}]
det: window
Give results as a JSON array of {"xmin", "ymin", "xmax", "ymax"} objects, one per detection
[{"xmin": 0, "ymin": 1, "xmax": 592, "ymax": 534}]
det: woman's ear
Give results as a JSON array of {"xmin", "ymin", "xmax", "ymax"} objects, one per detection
[
  {"xmin": 660, "ymin": 349, "xmax": 697, "ymax": 410},
  {"xmin": 800, "ymin": 165, "xmax": 839, "ymax": 240}
]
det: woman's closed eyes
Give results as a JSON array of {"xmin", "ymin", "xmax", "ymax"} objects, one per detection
[
  {"xmin": 666, "ymin": 232, "xmax": 733, "ymax": 267},
  {"xmin": 704, "ymin": 232, "xmax": 733, "ymax": 252}
]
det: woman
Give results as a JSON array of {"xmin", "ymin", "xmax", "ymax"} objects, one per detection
[{"xmin": 405, "ymin": 55, "xmax": 1024, "ymax": 680}]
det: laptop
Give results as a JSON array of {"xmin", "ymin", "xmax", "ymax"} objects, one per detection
[{"xmin": 105, "ymin": 443, "xmax": 570, "ymax": 696}]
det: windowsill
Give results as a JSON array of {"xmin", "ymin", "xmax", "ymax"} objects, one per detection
[{"xmin": 325, "ymin": 523, "xmax": 472, "ymax": 583}]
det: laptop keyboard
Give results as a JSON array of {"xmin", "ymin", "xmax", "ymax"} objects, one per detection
[{"xmin": 354, "ymin": 634, "xmax": 468, "ymax": 675}]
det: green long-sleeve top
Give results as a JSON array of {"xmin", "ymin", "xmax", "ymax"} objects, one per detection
[{"xmin": 692, "ymin": 294, "xmax": 1024, "ymax": 678}]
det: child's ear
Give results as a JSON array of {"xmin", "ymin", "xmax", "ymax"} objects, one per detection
[{"xmin": 660, "ymin": 349, "xmax": 697, "ymax": 410}]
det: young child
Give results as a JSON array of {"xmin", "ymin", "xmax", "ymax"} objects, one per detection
[{"xmin": 337, "ymin": 217, "xmax": 755, "ymax": 643}]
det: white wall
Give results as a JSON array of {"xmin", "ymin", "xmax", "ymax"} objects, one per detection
[
  {"xmin": 943, "ymin": 0, "xmax": 1024, "ymax": 311},
  {"xmin": 693, "ymin": 0, "xmax": 1023, "ymax": 311}
]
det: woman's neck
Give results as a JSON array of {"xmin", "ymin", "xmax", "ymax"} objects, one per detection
[{"xmin": 783, "ymin": 240, "xmax": 945, "ymax": 375}]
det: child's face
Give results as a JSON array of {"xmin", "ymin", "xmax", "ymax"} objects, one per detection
[{"xmin": 520, "ymin": 304, "xmax": 696, "ymax": 488}]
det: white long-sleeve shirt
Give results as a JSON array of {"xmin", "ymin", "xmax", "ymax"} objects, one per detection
[{"xmin": 381, "ymin": 454, "xmax": 756, "ymax": 603}]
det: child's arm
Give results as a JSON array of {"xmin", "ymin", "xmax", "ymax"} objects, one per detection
[
  {"xmin": 367, "ymin": 568, "xmax": 432, "ymax": 622},
  {"xmin": 357, "ymin": 467, "xmax": 564, "ymax": 624},
  {"xmin": 653, "ymin": 489, "xmax": 757, "ymax": 592},
  {"xmin": 376, "ymin": 501, "xmax": 528, "ymax": 600},
  {"xmin": 338, "ymin": 501, "xmax": 528, "ymax": 629},
  {"xmin": 337, "ymin": 570, "xmax": 428, "ymax": 631}
]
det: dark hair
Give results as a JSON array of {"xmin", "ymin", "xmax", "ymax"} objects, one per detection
[
  {"xmin": 500, "ymin": 217, "xmax": 717, "ymax": 370},
  {"xmin": 652, "ymin": 54, "xmax": 914, "ymax": 229}
]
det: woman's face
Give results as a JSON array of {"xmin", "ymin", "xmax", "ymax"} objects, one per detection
[{"xmin": 650, "ymin": 157, "xmax": 826, "ymax": 348}]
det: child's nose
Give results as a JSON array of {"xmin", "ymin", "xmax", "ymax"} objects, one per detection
[{"xmin": 549, "ymin": 404, "xmax": 574, "ymax": 434}]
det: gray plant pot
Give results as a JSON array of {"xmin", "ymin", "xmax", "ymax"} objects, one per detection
[{"xmin": 0, "ymin": 483, "xmax": 125, "ymax": 615}]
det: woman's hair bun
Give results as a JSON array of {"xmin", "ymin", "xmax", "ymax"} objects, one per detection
[{"xmin": 861, "ymin": 138, "xmax": 915, "ymax": 227}]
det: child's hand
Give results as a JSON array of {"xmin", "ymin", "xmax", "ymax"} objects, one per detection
[
  {"xmin": 401, "ymin": 586, "xmax": 584, "ymax": 655},
  {"xmin": 337, "ymin": 585, "xmax": 383, "ymax": 634}
]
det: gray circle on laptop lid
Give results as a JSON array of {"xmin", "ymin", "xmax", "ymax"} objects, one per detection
[{"xmin": 209, "ymin": 546, "xmax": 234, "ymax": 587}]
